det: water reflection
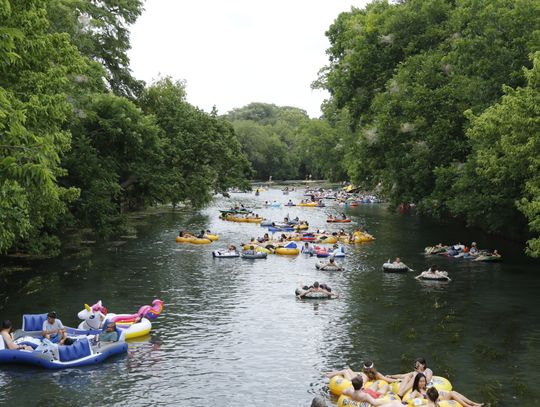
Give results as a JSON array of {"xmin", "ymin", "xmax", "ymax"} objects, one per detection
[{"xmin": 0, "ymin": 187, "xmax": 539, "ymax": 406}]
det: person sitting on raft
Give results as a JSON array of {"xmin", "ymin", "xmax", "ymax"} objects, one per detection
[
  {"xmin": 227, "ymin": 245, "xmax": 237, "ymax": 253},
  {"xmin": 98, "ymin": 321, "xmax": 118, "ymax": 343},
  {"xmin": 469, "ymin": 242, "xmax": 479, "ymax": 256},
  {"xmin": 388, "ymin": 357, "xmax": 433, "ymax": 397},
  {"xmin": 360, "ymin": 360, "xmax": 398, "ymax": 394},
  {"xmin": 302, "ymin": 242, "xmax": 315, "ymax": 256},
  {"xmin": 426, "ymin": 386, "xmax": 483, "ymax": 407},
  {"xmin": 297, "ymin": 282, "xmax": 335, "ymax": 299},
  {"xmin": 1, "ymin": 320, "xmax": 33, "ymax": 351},
  {"xmin": 341, "ymin": 213, "xmax": 347, "ymax": 220},
  {"xmin": 415, "ymin": 265, "xmax": 451, "ymax": 281},
  {"xmin": 342, "ymin": 376, "xmax": 402, "ymax": 406},
  {"xmin": 245, "ymin": 245, "xmax": 256, "ymax": 255},
  {"xmin": 402, "ymin": 373, "xmax": 429, "ymax": 402},
  {"xmin": 392, "ymin": 257, "xmax": 403, "ymax": 264},
  {"xmin": 42, "ymin": 311, "xmax": 68, "ymax": 345},
  {"xmin": 178, "ymin": 230, "xmax": 194, "ymax": 238}
]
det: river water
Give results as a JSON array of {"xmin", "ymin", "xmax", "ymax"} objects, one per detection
[{"xmin": 0, "ymin": 187, "xmax": 538, "ymax": 406}]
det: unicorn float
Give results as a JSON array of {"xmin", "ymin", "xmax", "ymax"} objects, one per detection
[{"xmin": 77, "ymin": 299, "xmax": 164, "ymax": 340}]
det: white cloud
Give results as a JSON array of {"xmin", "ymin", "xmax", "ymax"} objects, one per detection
[{"xmin": 128, "ymin": 0, "xmax": 367, "ymax": 118}]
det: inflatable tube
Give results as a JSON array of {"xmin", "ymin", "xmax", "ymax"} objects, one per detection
[
  {"xmin": 190, "ymin": 237, "xmax": 212, "ymax": 244},
  {"xmin": 473, "ymin": 255, "xmax": 502, "ymax": 262},
  {"xmin": 274, "ymin": 247, "xmax": 300, "ymax": 255},
  {"xmin": 318, "ymin": 236, "xmax": 338, "ymax": 244},
  {"xmin": 337, "ymin": 393, "xmax": 401, "ymax": 407},
  {"xmin": 327, "ymin": 219, "xmax": 352, "ymax": 223},
  {"xmin": 315, "ymin": 261, "xmax": 343, "ymax": 271},
  {"xmin": 382, "ymin": 262, "xmax": 411, "ymax": 272},
  {"xmin": 260, "ymin": 220, "xmax": 273, "ymax": 227},
  {"xmin": 212, "ymin": 250, "xmax": 239, "ymax": 258},
  {"xmin": 293, "ymin": 224, "xmax": 308, "ymax": 230},
  {"xmin": 429, "ymin": 376, "xmax": 452, "ymax": 392},
  {"xmin": 435, "ymin": 402, "xmax": 462, "ymax": 407},
  {"xmin": 268, "ymin": 226, "xmax": 294, "ymax": 232},
  {"xmin": 176, "ymin": 236, "xmax": 192, "ymax": 243},
  {"xmin": 329, "ymin": 375, "xmax": 352, "ymax": 396},
  {"xmin": 301, "ymin": 236, "xmax": 317, "ymax": 242},
  {"xmin": 205, "ymin": 234, "xmax": 219, "ymax": 241},
  {"xmin": 295, "ymin": 288, "xmax": 334, "ymax": 299},
  {"xmin": 242, "ymin": 244, "xmax": 271, "ymax": 254},
  {"xmin": 76, "ymin": 300, "xmax": 163, "ymax": 340},
  {"xmin": 418, "ymin": 274, "xmax": 450, "ymax": 281},
  {"xmin": 353, "ymin": 234, "xmax": 375, "ymax": 243},
  {"xmin": 242, "ymin": 252, "xmax": 267, "ymax": 259}
]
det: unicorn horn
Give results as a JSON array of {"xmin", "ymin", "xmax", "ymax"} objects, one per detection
[{"xmin": 84, "ymin": 304, "xmax": 91, "ymax": 311}]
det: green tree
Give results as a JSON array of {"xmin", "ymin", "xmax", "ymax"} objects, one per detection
[
  {"xmin": 45, "ymin": 0, "xmax": 145, "ymax": 98},
  {"xmin": 0, "ymin": 0, "xmax": 88, "ymax": 254}
]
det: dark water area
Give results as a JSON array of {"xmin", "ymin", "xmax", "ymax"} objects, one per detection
[{"xmin": 0, "ymin": 187, "xmax": 539, "ymax": 406}]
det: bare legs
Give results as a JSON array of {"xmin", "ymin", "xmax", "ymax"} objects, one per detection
[
  {"xmin": 397, "ymin": 372, "xmax": 416, "ymax": 397},
  {"xmin": 326, "ymin": 368, "xmax": 358, "ymax": 381},
  {"xmin": 448, "ymin": 390, "xmax": 484, "ymax": 407}
]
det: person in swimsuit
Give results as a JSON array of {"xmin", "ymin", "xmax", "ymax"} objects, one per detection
[
  {"xmin": 1, "ymin": 320, "xmax": 33, "ymax": 351},
  {"xmin": 342, "ymin": 376, "xmax": 403, "ymax": 406},
  {"xmin": 426, "ymin": 387, "xmax": 483, "ymax": 407},
  {"xmin": 389, "ymin": 357, "xmax": 433, "ymax": 397},
  {"xmin": 360, "ymin": 360, "xmax": 398, "ymax": 395},
  {"xmin": 402, "ymin": 373, "xmax": 428, "ymax": 402}
]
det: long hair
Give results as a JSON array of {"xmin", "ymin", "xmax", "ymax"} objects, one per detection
[
  {"xmin": 413, "ymin": 373, "xmax": 427, "ymax": 393},
  {"xmin": 362, "ymin": 360, "xmax": 377, "ymax": 381}
]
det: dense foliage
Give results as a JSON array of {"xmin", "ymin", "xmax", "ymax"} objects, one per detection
[
  {"xmin": 0, "ymin": 0, "xmax": 251, "ymax": 254},
  {"xmin": 317, "ymin": 0, "xmax": 540, "ymax": 255},
  {"xmin": 226, "ymin": 102, "xmax": 347, "ymax": 181}
]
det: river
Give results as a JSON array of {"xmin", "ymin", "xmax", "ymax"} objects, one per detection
[{"xmin": 0, "ymin": 187, "xmax": 538, "ymax": 406}]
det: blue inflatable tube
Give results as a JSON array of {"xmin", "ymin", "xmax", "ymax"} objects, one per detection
[{"xmin": 268, "ymin": 226, "xmax": 294, "ymax": 232}]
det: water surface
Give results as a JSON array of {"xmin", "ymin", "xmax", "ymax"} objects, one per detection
[{"xmin": 0, "ymin": 187, "xmax": 538, "ymax": 406}]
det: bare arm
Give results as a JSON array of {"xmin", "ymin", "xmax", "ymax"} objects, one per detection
[{"xmin": 376, "ymin": 371, "xmax": 398, "ymax": 383}]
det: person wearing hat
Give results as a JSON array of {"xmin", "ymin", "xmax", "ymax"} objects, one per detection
[{"xmin": 42, "ymin": 311, "xmax": 67, "ymax": 345}]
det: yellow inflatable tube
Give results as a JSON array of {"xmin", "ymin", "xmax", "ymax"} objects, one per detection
[
  {"xmin": 205, "ymin": 234, "xmax": 219, "ymax": 241},
  {"xmin": 338, "ymin": 393, "xmax": 401, "ymax": 407},
  {"xmin": 429, "ymin": 376, "xmax": 452, "ymax": 392},
  {"xmin": 242, "ymin": 244, "xmax": 271, "ymax": 254},
  {"xmin": 176, "ymin": 236, "xmax": 192, "ymax": 243},
  {"xmin": 190, "ymin": 237, "xmax": 212, "ymax": 244},
  {"xmin": 274, "ymin": 247, "xmax": 300, "ymax": 255},
  {"xmin": 329, "ymin": 376, "xmax": 352, "ymax": 396},
  {"xmin": 123, "ymin": 317, "xmax": 152, "ymax": 339}
]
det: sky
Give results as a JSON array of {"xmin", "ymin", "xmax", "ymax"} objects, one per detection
[{"xmin": 128, "ymin": 0, "xmax": 368, "ymax": 118}]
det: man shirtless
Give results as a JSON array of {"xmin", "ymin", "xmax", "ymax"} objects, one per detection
[{"xmin": 342, "ymin": 376, "xmax": 402, "ymax": 406}]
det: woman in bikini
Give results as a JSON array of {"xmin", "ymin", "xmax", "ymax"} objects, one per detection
[
  {"xmin": 402, "ymin": 373, "xmax": 428, "ymax": 403},
  {"xmin": 389, "ymin": 357, "xmax": 433, "ymax": 397}
]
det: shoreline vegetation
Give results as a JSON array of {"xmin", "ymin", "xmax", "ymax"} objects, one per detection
[{"xmin": 1, "ymin": 0, "xmax": 539, "ymax": 258}]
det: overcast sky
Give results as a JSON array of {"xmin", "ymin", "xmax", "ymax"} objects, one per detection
[{"xmin": 128, "ymin": 0, "xmax": 368, "ymax": 118}]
